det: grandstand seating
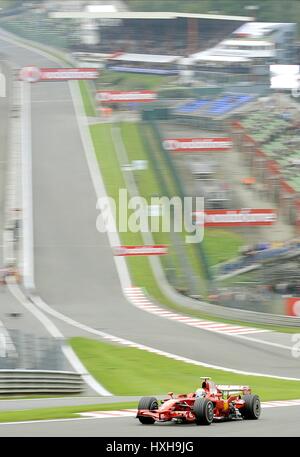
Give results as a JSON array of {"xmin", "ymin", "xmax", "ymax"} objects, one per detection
[
  {"xmin": 207, "ymin": 94, "xmax": 253, "ymax": 116},
  {"xmin": 174, "ymin": 93, "xmax": 254, "ymax": 118},
  {"xmin": 241, "ymin": 109, "xmax": 300, "ymax": 192},
  {"xmin": 175, "ymin": 99, "xmax": 211, "ymax": 114}
]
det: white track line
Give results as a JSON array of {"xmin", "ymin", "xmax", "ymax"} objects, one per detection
[
  {"xmin": 80, "ymin": 409, "xmax": 137, "ymax": 419},
  {"xmin": 262, "ymin": 399, "xmax": 300, "ymax": 408},
  {"xmin": 0, "ymin": 417, "xmax": 98, "ymax": 426}
]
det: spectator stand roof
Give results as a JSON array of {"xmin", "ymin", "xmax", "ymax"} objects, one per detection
[
  {"xmin": 108, "ymin": 53, "xmax": 180, "ymax": 63},
  {"xmin": 188, "ymin": 52, "xmax": 250, "ymax": 63},
  {"xmin": 220, "ymin": 39, "xmax": 274, "ymax": 47},
  {"xmin": 233, "ymin": 22, "xmax": 297, "ymax": 38},
  {"xmin": 49, "ymin": 11, "xmax": 254, "ymax": 22}
]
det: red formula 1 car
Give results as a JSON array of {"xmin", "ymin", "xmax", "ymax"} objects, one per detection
[{"xmin": 137, "ymin": 377, "xmax": 261, "ymax": 426}]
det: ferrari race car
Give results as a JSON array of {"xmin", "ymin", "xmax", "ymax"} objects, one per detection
[{"xmin": 137, "ymin": 377, "xmax": 261, "ymax": 425}]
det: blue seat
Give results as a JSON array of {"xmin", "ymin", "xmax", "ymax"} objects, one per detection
[
  {"xmin": 206, "ymin": 94, "xmax": 253, "ymax": 116},
  {"xmin": 176, "ymin": 98, "xmax": 211, "ymax": 114}
]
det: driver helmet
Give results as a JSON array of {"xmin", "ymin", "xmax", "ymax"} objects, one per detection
[{"xmin": 195, "ymin": 388, "xmax": 206, "ymax": 398}]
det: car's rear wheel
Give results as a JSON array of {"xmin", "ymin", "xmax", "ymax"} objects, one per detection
[
  {"xmin": 240, "ymin": 394, "xmax": 261, "ymax": 420},
  {"xmin": 137, "ymin": 396, "xmax": 158, "ymax": 424},
  {"xmin": 193, "ymin": 398, "xmax": 214, "ymax": 425}
]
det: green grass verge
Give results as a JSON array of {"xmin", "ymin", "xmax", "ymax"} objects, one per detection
[
  {"xmin": 79, "ymin": 81, "xmax": 96, "ymax": 117},
  {"xmin": 81, "ymin": 85, "xmax": 300, "ymax": 334},
  {"xmin": 70, "ymin": 338, "xmax": 300, "ymax": 400},
  {"xmin": 0, "ymin": 402, "xmax": 137, "ymax": 424},
  {"xmin": 203, "ymin": 230, "xmax": 244, "ymax": 267}
]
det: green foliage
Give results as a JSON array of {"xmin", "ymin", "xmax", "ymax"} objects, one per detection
[
  {"xmin": 203, "ymin": 230, "xmax": 244, "ymax": 266},
  {"xmin": 79, "ymin": 81, "xmax": 96, "ymax": 117}
]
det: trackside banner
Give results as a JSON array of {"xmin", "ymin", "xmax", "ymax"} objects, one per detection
[
  {"xmin": 113, "ymin": 245, "xmax": 168, "ymax": 256},
  {"xmin": 19, "ymin": 66, "xmax": 99, "ymax": 82},
  {"xmin": 96, "ymin": 90, "xmax": 158, "ymax": 103},
  {"xmin": 193, "ymin": 209, "xmax": 277, "ymax": 227},
  {"xmin": 162, "ymin": 138, "xmax": 233, "ymax": 152}
]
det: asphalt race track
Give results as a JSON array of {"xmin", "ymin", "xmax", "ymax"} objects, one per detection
[
  {"xmin": 0, "ymin": 30, "xmax": 299, "ymax": 436},
  {"xmin": 0, "ymin": 406, "xmax": 298, "ymax": 437}
]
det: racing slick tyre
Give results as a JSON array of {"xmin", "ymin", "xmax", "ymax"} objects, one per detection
[
  {"xmin": 240, "ymin": 394, "xmax": 261, "ymax": 420},
  {"xmin": 193, "ymin": 398, "xmax": 214, "ymax": 425},
  {"xmin": 137, "ymin": 397, "xmax": 158, "ymax": 424}
]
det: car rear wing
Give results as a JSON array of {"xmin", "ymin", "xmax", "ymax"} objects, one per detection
[{"xmin": 216, "ymin": 385, "xmax": 251, "ymax": 394}]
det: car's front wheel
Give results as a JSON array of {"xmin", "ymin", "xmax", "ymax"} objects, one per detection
[
  {"xmin": 193, "ymin": 397, "xmax": 214, "ymax": 425},
  {"xmin": 137, "ymin": 396, "xmax": 158, "ymax": 424}
]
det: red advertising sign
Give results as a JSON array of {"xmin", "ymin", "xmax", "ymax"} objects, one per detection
[
  {"xmin": 193, "ymin": 209, "xmax": 277, "ymax": 227},
  {"xmin": 19, "ymin": 66, "xmax": 99, "ymax": 82},
  {"xmin": 113, "ymin": 245, "xmax": 168, "ymax": 256},
  {"xmin": 96, "ymin": 90, "xmax": 157, "ymax": 103},
  {"xmin": 286, "ymin": 297, "xmax": 300, "ymax": 317},
  {"xmin": 162, "ymin": 138, "xmax": 233, "ymax": 152}
]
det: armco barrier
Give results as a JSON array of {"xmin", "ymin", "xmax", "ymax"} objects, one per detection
[
  {"xmin": 188, "ymin": 298, "xmax": 300, "ymax": 326},
  {"xmin": 0, "ymin": 370, "xmax": 84, "ymax": 394}
]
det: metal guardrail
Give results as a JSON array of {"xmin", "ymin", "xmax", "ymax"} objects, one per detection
[
  {"xmin": 0, "ymin": 370, "xmax": 84, "ymax": 394},
  {"xmin": 173, "ymin": 291, "xmax": 300, "ymax": 327}
]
